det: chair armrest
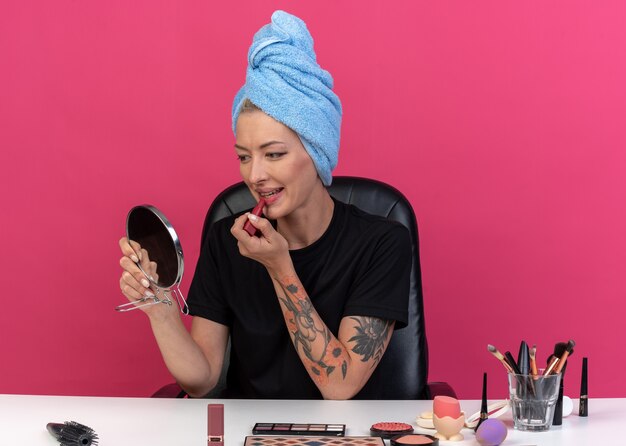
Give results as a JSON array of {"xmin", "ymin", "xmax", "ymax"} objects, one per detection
[
  {"xmin": 151, "ymin": 383, "xmax": 188, "ymax": 398},
  {"xmin": 424, "ymin": 381, "xmax": 457, "ymax": 399}
]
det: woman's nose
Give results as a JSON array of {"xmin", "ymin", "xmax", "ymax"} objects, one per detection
[{"xmin": 247, "ymin": 156, "xmax": 268, "ymax": 184}]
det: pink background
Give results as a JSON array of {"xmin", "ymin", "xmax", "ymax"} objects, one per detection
[{"xmin": 1, "ymin": 1, "xmax": 624, "ymax": 400}]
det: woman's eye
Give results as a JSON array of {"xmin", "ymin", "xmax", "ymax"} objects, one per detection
[
  {"xmin": 237, "ymin": 154, "xmax": 250, "ymax": 162},
  {"xmin": 267, "ymin": 152, "xmax": 286, "ymax": 159}
]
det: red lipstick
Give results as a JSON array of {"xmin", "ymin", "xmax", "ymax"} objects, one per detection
[
  {"xmin": 243, "ymin": 198, "xmax": 266, "ymax": 237},
  {"xmin": 208, "ymin": 403, "xmax": 224, "ymax": 446}
]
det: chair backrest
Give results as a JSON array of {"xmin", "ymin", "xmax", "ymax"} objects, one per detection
[{"xmin": 201, "ymin": 176, "xmax": 429, "ymax": 399}]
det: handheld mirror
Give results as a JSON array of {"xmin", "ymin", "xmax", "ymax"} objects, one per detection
[{"xmin": 115, "ymin": 205, "xmax": 188, "ymax": 314}]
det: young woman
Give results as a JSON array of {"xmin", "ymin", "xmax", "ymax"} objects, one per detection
[{"xmin": 118, "ymin": 11, "xmax": 410, "ymax": 400}]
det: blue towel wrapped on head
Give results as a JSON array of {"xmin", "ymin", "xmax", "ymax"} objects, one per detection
[{"xmin": 232, "ymin": 10, "xmax": 342, "ymax": 186}]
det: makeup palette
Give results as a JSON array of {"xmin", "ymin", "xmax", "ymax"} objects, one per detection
[
  {"xmin": 245, "ymin": 436, "xmax": 384, "ymax": 446},
  {"xmin": 252, "ymin": 423, "xmax": 346, "ymax": 436}
]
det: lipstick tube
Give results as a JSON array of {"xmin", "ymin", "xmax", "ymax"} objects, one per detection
[
  {"xmin": 208, "ymin": 404, "xmax": 224, "ymax": 446},
  {"xmin": 243, "ymin": 198, "xmax": 266, "ymax": 237}
]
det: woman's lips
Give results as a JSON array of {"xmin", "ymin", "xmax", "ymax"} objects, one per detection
[{"xmin": 260, "ymin": 188, "xmax": 283, "ymax": 205}]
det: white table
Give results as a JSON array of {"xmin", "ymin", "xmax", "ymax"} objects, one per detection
[{"xmin": 0, "ymin": 394, "xmax": 621, "ymax": 445}]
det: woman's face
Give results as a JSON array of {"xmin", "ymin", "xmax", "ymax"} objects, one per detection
[{"xmin": 234, "ymin": 110, "xmax": 323, "ymax": 220}]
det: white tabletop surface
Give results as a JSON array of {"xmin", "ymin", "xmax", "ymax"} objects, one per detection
[{"xmin": 0, "ymin": 394, "xmax": 621, "ymax": 445}]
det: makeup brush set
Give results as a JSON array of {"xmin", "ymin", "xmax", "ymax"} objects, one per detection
[
  {"xmin": 488, "ymin": 340, "xmax": 574, "ymax": 378},
  {"xmin": 487, "ymin": 339, "xmax": 588, "ymax": 429}
]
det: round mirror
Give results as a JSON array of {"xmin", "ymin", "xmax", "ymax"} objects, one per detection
[{"xmin": 126, "ymin": 205, "xmax": 184, "ymax": 289}]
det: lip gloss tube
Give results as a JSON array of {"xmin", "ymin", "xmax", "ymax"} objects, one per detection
[
  {"xmin": 208, "ymin": 404, "xmax": 224, "ymax": 446},
  {"xmin": 243, "ymin": 198, "xmax": 266, "ymax": 237}
]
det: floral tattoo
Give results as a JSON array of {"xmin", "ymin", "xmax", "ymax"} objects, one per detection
[
  {"xmin": 276, "ymin": 280, "xmax": 393, "ymax": 382},
  {"xmin": 348, "ymin": 317, "xmax": 393, "ymax": 366},
  {"xmin": 277, "ymin": 282, "xmax": 348, "ymax": 379}
]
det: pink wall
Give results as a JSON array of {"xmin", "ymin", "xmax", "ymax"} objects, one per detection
[{"xmin": 1, "ymin": 1, "xmax": 624, "ymax": 400}]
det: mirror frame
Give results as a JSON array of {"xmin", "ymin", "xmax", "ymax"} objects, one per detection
[{"xmin": 126, "ymin": 204, "xmax": 184, "ymax": 289}]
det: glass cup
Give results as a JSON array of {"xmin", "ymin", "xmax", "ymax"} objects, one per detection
[{"xmin": 508, "ymin": 372, "xmax": 562, "ymax": 431}]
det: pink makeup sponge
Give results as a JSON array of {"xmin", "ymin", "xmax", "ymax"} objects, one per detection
[{"xmin": 433, "ymin": 396, "xmax": 461, "ymax": 419}]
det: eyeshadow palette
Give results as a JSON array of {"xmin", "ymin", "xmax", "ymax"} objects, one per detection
[
  {"xmin": 245, "ymin": 436, "xmax": 384, "ymax": 446},
  {"xmin": 252, "ymin": 423, "xmax": 346, "ymax": 436}
]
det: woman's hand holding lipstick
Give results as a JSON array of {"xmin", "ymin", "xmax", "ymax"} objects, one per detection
[
  {"xmin": 243, "ymin": 198, "xmax": 266, "ymax": 237},
  {"xmin": 231, "ymin": 212, "xmax": 292, "ymax": 276}
]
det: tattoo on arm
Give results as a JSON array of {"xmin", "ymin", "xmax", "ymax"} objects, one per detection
[
  {"xmin": 277, "ymin": 282, "xmax": 347, "ymax": 379},
  {"xmin": 276, "ymin": 283, "xmax": 392, "ymax": 381},
  {"xmin": 348, "ymin": 317, "xmax": 393, "ymax": 367}
]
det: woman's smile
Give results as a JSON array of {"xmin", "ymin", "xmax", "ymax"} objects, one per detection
[{"xmin": 256, "ymin": 187, "xmax": 285, "ymax": 205}]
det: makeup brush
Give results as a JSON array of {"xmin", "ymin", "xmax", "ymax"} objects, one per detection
[
  {"xmin": 517, "ymin": 341, "xmax": 530, "ymax": 375},
  {"xmin": 544, "ymin": 354, "xmax": 560, "ymax": 376},
  {"xmin": 529, "ymin": 344, "xmax": 538, "ymax": 378},
  {"xmin": 554, "ymin": 340, "xmax": 576, "ymax": 374},
  {"xmin": 474, "ymin": 372, "xmax": 489, "ymax": 432},
  {"xmin": 552, "ymin": 340, "xmax": 575, "ymax": 426},
  {"xmin": 487, "ymin": 344, "xmax": 514, "ymax": 373},
  {"xmin": 504, "ymin": 351, "xmax": 522, "ymax": 375},
  {"xmin": 46, "ymin": 421, "xmax": 99, "ymax": 446}
]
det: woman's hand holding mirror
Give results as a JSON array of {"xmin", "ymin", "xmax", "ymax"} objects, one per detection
[
  {"xmin": 115, "ymin": 205, "xmax": 188, "ymax": 315},
  {"xmin": 117, "ymin": 237, "xmax": 173, "ymax": 314},
  {"xmin": 118, "ymin": 238, "xmax": 155, "ymax": 300}
]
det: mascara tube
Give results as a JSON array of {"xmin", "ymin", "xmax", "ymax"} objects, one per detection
[{"xmin": 579, "ymin": 357, "xmax": 588, "ymax": 417}]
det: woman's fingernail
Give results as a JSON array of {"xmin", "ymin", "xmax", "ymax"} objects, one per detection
[
  {"xmin": 141, "ymin": 279, "xmax": 150, "ymax": 288},
  {"xmin": 144, "ymin": 290, "xmax": 155, "ymax": 298},
  {"xmin": 131, "ymin": 255, "xmax": 139, "ymax": 263},
  {"xmin": 248, "ymin": 213, "xmax": 258, "ymax": 222}
]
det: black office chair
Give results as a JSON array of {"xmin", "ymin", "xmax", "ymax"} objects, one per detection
[{"xmin": 153, "ymin": 176, "xmax": 455, "ymax": 399}]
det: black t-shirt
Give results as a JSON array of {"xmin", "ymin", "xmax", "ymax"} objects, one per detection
[{"xmin": 187, "ymin": 198, "xmax": 411, "ymax": 398}]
